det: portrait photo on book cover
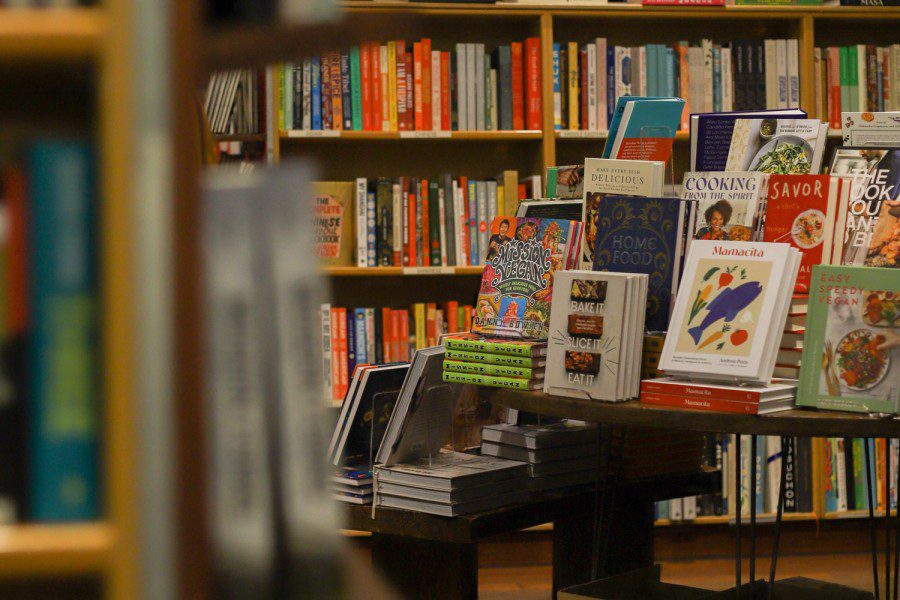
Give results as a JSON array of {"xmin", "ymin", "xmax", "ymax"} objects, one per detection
[
  {"xmin": 674, "ymin": 258, "xmax": 771, "ymax": 357},
  {"xmin": 818, "ymin": 287, "xmax": 897, "ymax": 399}
]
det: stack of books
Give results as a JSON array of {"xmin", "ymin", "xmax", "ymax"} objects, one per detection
[
  {"xmin": 332, "ymin": 468, "xmax": 374, "ymax": 505},
  {"xmin": 641, "ymin": 335, "xmax": 665, "ymax": 381},
  {"xmin": 814, "ymin": 45, "xmax": 900, "ymax": 129},
  {"xmin": 640, "ymin": 376, "xmax": 798, "ymax": 415},
  {"xmin": 442, "ymin": 333, "xmax": 547, "ymax": 391},
  {"xmin": 480, "ymin": 422, "xmax": 598, "ymax": 493}
]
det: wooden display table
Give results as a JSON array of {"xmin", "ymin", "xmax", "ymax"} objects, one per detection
[{"xmin": 347, "ymin": 469, "xmax": 720, "ymax": 600}]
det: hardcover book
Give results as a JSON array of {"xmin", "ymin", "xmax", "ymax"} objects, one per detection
[
  {"xmin": 724, "ymin": 118, "xmax": 828, "ymax": 174},
  {"xmin": 681, "ymin": 172, "xmax": 766, "ymax": 242},
  {"xmin": 591, "ymin": 196, "xmax": 687, "ymax": 332},
  {"xmin": 582, "ymin": 158, "xmax": 666, "ymax": 267},
  {"xmin": 659, "ymin": 240, "xmax": 801, "ymax": 384},
  {"xmin": 472, "ymin": 217, "xmax": 579, "ymax": 340},
  {"xmin": 444, "ymin": 332, "xmax": 547, "ymax": 356},
  {"xmin": 311, "ymin": 181, "xmax": 356, "ymax": 266},
  {"xmin": 797, "ymin": 265, "xmax": 899, "ymax": 414},
  {"xmin": 603, "ymin": 96, "xmax": 685, "ymax": 163},
  {"xmin": 689, "ymin": 109, "xmax": 806, "ymax": 172}
]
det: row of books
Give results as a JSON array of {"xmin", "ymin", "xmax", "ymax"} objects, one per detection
[
  {"xmin": 204, "ymin": 68, "xmax": 263, "ymax": 135},
  {"xmin": 320, "ymin": 302, "xmax": 474, "ymax": 404},
  {"xmin": 659, "ymin": 436, "xmax": 816, "ymax": 521},
  {"xmin": 0, "ymin": 141, "xmax": 99, "ymax": 524},
  {"xmin": 824, "ymin": 438, "xmax": 898, "ymax": 513},
  {"xmin": 552, "ymin": 40, "xmax": 800, "ymax": 132},
  {"xmin": 814, "ymin": 45, "xmax": 900, "ymax": 130},
  {"xmin": 276, "ymin": 38, "xmax": 543, "ymax": 133}
]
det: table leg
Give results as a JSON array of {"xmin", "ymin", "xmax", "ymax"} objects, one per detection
[
  {"xmin": 767, "ymin": 436, "xmax": 791, "ymax": 600},
  {"xmin": 553, "ymin": 509, "xmax": 594, "ymax": 600},
  {"xmin": 894, "ymin": 438, "xmax": 899, "ymax": 600},
  {"xmin": 370, "ymin": 533, "xmax": 477, "ymax": 600},
  {"xmin": 600, "ymin": 498, "xmax": 654, "ymax": 577},
  {"xmin": 866, "ymin": 438, "xmax": 882, "ymax": 600},
  {"xmin": 735, "ymin": 434, "xmax": 742, "ymax": 599},
  {"xmin": 750, "ymin": 435, "xmax": 758, "ymax": 597}
]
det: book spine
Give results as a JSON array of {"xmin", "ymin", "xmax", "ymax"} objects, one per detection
[
  {"xmin": 371, "ymin": 42, "xmax": 382, "ymax": 131},
  {"xmin": 278, "ymin": 63, "xmax": 286, "ymax": 131},
  {"xmin": 432, "ymin": 51, "xmax": 442, "ymax": 131},
  {"xmin": 428, "ymin": 180, "xmax": 441, "ymax": 266},
  {"xmin": 788, "ymin": 39, "xmax": 800, "ymax": 108},
  {"xmin": 587, "ymin": 44, "xmax": 597, "ymax": 132},
  {"xmin": 511, "ymin": 42, "xmax": 525, "ymax": 130},
  {"xmin": 422, "ymin": 38, "xmax": 433, "ymax": 130},
  {"xmin": 867, "ymin": 44, "xmax": 879, "ymax": 111},
  {"xmin": 366, "ymin": 191, "xmax": 376, "ymax": 267},
  {"xmin": 360, "ymin": 46, "xmax": 371, "ymax": 130},
  {"xmin": 840, "ymin": 46, "xmax": 850, "ymax": 117},
  {"xmin": 396, "ymin": 41, "xmax": 408, "ymax": 131},
  {"xmin": 567, "ymin": 42, "xmax": 579, "ymax": 130},
  {"xmin": 640, "ymin": 392, "xmax": 761, "ymax": 415},
  {"xmin": 337, "ymin": 308, "xmax": 348, "ymax": 398},
  {"xmin": 320, "ymin": 305, "xmax": 333, "ymax": 402},
  {"xmin": 376, "ymin": 179, "xmax": 392, "ymax": 266},
  {"xmin": 420, "ymin": 179, "xmax": 430, "ymax": 266},
  {"xmin": 401, "ymin": 178, "xmax": 410, "ymax": 267},
  {"xmin": 331, "ymin": 51, "xmax": 344, "ymax": 130},
  {"xmin": 525, "ymin": 38, "xmax": 542, "ymax": 130},
  {"xmin": 441, "ymin": 371, "xmax": 538, "ymax": 390},
  {"xmin": 444, "ymin": 349, "xmax": 542, "ymax": 367},
  {"xmin": 641, "ymin": 380, "xmax": 766, "ymax": 402},
  {"xmin": 476, "ymin": 182, "xmax": 489, "ymax": 266},
  {"xmin": 413, "ymin": 42, "xmax": 423, "ymax": 131},
  {"xmin": 28, "ymin": 142, "xmax": 99, "ymax": 521},
  {"xmin": 441, "ymin": 51, "xmax": 451, "ymax": 131},
  {"xmin": 552, "ymin": 43, "xmax": 562, "ymax": 130},
  {"xmin": 380, "ymin": 307, "xmax": 392, "ymax": 363},
  {"xmin": 596, "ymin": 39, "xmax": 608, "ymax": 131},
  {"xmin": 497, "ymin": 47, "xmax": 513, "ymax": 132},
  {"xmin": 458, "ymin": 178, "xmax": 470, "ymax": 265},
  {"xmin": 389, "ymin": 309, "xmax": 401, "ymax": 362},
  {"xmin": 387, "ymin": 41, "xmax": 398, "ymax": 132},
  {"xmin": 467, "ymin": 180, "xmax": 478, "ymax": 264},
  {"xmin": 405, "ymin": 54, "xmax": 415, "ymax": 131},
  {"xmin": 392, "ymin": 182, "xmax": 402, "ymax": 266},
  {"xmin": 442, "ymin": 174, "xmax": 456, "ymax": 267},
  {"xmin": 292, "ymin": 64, "xmax": 302, "ymax": 129},
  {"xmin": 475, "ymin": 44, "xmax": 485, "ymax": 130},
  {"xmin": 379, "ymin": 45, "xmax": 390, "ymax": 131},
  {"xmin": 398, "ymin": 310, "xmax": 410, "ymax": 360},
  {"xmin": 437, "ymin": 187, "xmax": 447, "ymax": 266},
  {"xmin": 341, "ymin": 50, "xmax": 353, "ymax": 130},
  {"xmin": 456, "ymin": 43, "xmax": 468, "ymax": 131},
  {"xmin": 355, "ymin": 178, "xmax": 368, "ymax": 267},
  {"xmin": 856, "ymin": 44, "xmax": 868, "ymax": 113},
  {"xmin": 329, "ymin": 307, "xmax": 341, "ymax": 402},
  {"xmin": 301, "ymin": 59, "xmax": 312, "ymax": 129},
  {"xmin": 489, "ymin": 67, "xmax": 498, "ymax": 131},
  {"xmin": 782, "ymin": 437, "xmax": 797, "ymax": 512},
  {"xmin": 311, "ymin": 59, "xmax": 324, "ymax": 130},
  {"xmin": 321, "ymin": 55, "xmax": 333, "ymax": 129},
  {"xmin": 348, "ymin": 310, "xmax": 359, "ymax": 375}
]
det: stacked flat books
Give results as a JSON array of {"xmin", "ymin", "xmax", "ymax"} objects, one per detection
[
  {"xmin": 480, "ymin": 422, "xmax": 599, "ymax": 493},
  {"xmin": 332, "ymin": 468, "xmax": 374, "ymax": 505},
  {"xmin": 641, "ymin": 334, "xmax": 665, "ymax": 381},
  {"xmin": 609, "ymin": 427, "xmax": 706, "ymax": 480},
  {"xmin": 442, "ymin": 333, "xmax": 547, "ymax": 391},
  {"xmin": 640, "ymin": 376, "xmax": 798, "ymax": 416}
]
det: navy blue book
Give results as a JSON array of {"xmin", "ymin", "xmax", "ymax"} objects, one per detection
[
  {"xmin": 346, "ymin": 310, "xmax": 357, "ymax": 378},
  {"xmin": 311, "ymin": 57, "xmax": 322, "ymax": 130},
  {"xmin": 591, "ymin": 196, "xmax": 687, "ymax": 333},
  {"xmin": 340, "ymin": 50, "xmax": 353, "ymax": 130}
]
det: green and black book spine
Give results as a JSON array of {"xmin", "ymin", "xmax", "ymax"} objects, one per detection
[
  {"xmin": 442, "ymin": 359, "xmax": 540, "ymax": 380},
  {"xmin": 444, "ymin": 348, "xmax": 544, "ymax": 367},
  {"xmin": 376, "ymin": 178, "xmax": 393, "ymax": 266},
  {"xmin": 442, "ymin": 371, "xmax": 539, "ymax": 390},
  {"xmin": 444, "ymin": 335, "xmax": 545, "ymax": 357}
]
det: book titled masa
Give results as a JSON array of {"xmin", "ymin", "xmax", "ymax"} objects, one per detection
[{"xmin": 472, "ymin": 217, "xmax": 580, "ymax": 340}]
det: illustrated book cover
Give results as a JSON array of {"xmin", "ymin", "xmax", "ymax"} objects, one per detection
[{"xmin": 311, "ymin": 181, "xmax": 355, "ymax": 266}]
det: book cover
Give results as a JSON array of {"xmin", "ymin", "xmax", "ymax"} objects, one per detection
[
  {"xmin": 472, "ymin": 217, "xmax": 575, "ymax": 340},
  {"xmin": 604, "ymin": 97, "xmax": 685, "ymax": 163},
  {"xmin": 444, "ymin": 332, "xmax": 547, "ymax": 357},
  {"xmin": 681, "ymin": 171, "xmax": 765, "ymax": 244},
  {"xmin": 797, "ymin": 265, "xmax": 899, "ymax": 414},
  {"xmin": 690, "ymin": 109, "xmax": 807, "ymax": 172},
  {"xmin": 591, "ymin": 196, "xmax": 685, "ymax": 332},
  {"xmin": 724, "ymin": 117, "xmax": 827, "ymax": 174},
  {"xmin": 659, "ymin": 241, "xmax": 800, "ymax": 383},
  {"xmin": 525, "ymin": 38, "xmax": 542, "ymax": 130},
  {"xmin": 311, "ymin": 181, "xmax": 355, "ymax": 267},
  {"xmin": 442, "ymin": 360, "xmax": 540, "ymax": 380},
  {"xmin": 442, "ymin": 371, "xmax": 541, "ymax": 390},
  {"xmin": 762, "ymin": 175, "xmax": 840, "ymax": 292}
]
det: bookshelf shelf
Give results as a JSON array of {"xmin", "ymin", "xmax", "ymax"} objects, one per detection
[
  {"xmin": 323, "ymin": 265, "xmax": 483, "ymax": 276},
  {"xmin": 556, "ymin": 130, "xmax": 691, "ymax": 141},
  {"xmin": 282, "ymin": 130, "xmax": 543, "ymax": 141},
  {"xmin": 824, "ymin": 509, "xmax": 891, "ymax": 520},
  {"xmin": 0, "ymin": 8, "xmax": 105, "ymax": 60},
  {"xmin": 655, "ymin": 511, "xmax": 819, "ymax": 527},
  {"xmin": 214, "ymin": 133, "xmax": 266, "ymax": 142},
  {"xmin": 0, "ymin": 523, "xmax": 114, "ymax": 577}
]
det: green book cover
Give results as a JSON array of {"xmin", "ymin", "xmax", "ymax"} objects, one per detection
[
  {"xmin": 852, "ymin": 438, "xmax": 867, "ymax": 509},
  {"xmin": 545, "ymin": 167, "xmax": 559, "ymax": 198},
  {"xmin": 350, "ymin": 47, "xmax": 363, "ymax": 131},
  {"xmin": 848, "ymin": 46, "xmax": 859, "ymax": 112},
  {"xmin": 443, "ymin": 359, "xmax": 541, "ymax": 379},
  {"xmin": 839, "ymin": 47, "xmax": 850, "ymax": 117},
  {"xmin": 444, "ymin": 332, "xmax": 547, "ymax": 357},
  {"xmin": 442, "ymin": 371, "xmax": 540, "ymax": 390},
  {"xmin": 278, "ymin": 63, "xmax": 286, "ymax": 132},
  {"xmin": 797, "ymin": 265, "xmax": 899, "ymax": 414},
  {"xmin": 445, "ymin": 348, "xmax": 545, "ymax": 368}
]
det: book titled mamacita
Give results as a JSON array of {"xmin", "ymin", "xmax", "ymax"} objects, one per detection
[
  {"xmin": 472, "ymin": 217, "xmax": 580, "ymax": 340},
  {"xmin": 311, "ymin": 181, "xmax": 355, "ymax": 266},
  {"xmin": 797, "ymin": 265, "xmax": 899, "ymax": 414},
  {"xmin": 681, "ymin": 172, "xmax": 766, "ymax": 243},
  {"xmin": 762, "ymin": 175, "xmax": 841, "ymax": 293},
  {"xmin": 659, "ymin": 240, "xmax": 800, "ymax": 384},
  {"xmin": 582, "ymin": 158, "xmax": 665, "ymax": 266}
]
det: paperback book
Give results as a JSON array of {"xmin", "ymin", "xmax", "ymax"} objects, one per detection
[
  {"xmin": 797, "ymin": 265, "xmax": 899, "ymax": 414},
  {"xmin": 311, "ymin": 181, "xmax": 355, "ymax": 266}
]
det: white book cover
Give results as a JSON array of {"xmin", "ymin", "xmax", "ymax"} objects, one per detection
[
  {"xmin": 702, "ymin": 40, "xmax": 713, "ymax": 113},
  {"xmin": 724, "ymin": 118, "xmax": 828, "ymax": 175},
  {"xmin": 302, "ymin": 59, "xmax": 312, "ymax": 130},
  {"xmin": 835, "ymin": 438, "xmax": 848, "ymax": 512},
  {"xmin": 432, "ymin": 50, "xmax": 442, "ymax": 131},
  {"xmin": 683, "ymin": 496, "xmax": 697, "ymax": 520},
  {"xmin": 581, "ymin": 157, "xmax": 666, "ymax": 267},
  {"xmin": 764, "ymin": 40, "xmax": 778, "ymax": 110},
  {"xmin": 596, "ymin": 38, "xmax": 608, "ymax": 131},
  {"xmin": 543, "ymin": 271, "xmax": 631, "ymax": 401},
  {"xmin": 669, "ymin": 497, "xmax": 683, "ymax": 521},
  {"xmin": 438, "ymin": 187, "xmax": 447, "ymax": 266},
  {"xmin": 456, "ymin": 44, "xmax": 468, "ymax": 131},
  {"xmin": 392, "ymin": 183, "xmax": 402, "ymax": 262},
  {"xmin": 680, "ymin": 172, "xmax": 766, "ymax": 242},
  {"xmin": 740, "ymin": 435, "xmax": 751, "ymax": 516},
  {"xmin": 776, "ymin": 39, "xmax": 788, "ymax": 109},
  {"xmin": 466, "ymin": 44, "xmax": 477, "ymax": 132},
  {"xmin": 320, "ymin": 304, "xmax": 334, "ymax": 404},
  {"xmin": 787, "ymin": 39, "xmax": 799, "ymax": 108},
  {"xmin": 475, "ymin": 43, "xmax": 486, "ymax": 130},
  {"xmin": 721, "ymin": 48, "xmax": 733, "ymax": 113},
  {"xmin": 587, "ymin": 44, "xmax": 598, "ymax": 132},
  {"xmin": 659, "ymin": 240, "xmax": 799, "ymax": 383},
  {"xmin": 639, "ymin": 46, "xmax": 647, "ymax": 99},
  {"xmin": 355, "ymin": 178, "xmax": 368, "ymax": 267}
]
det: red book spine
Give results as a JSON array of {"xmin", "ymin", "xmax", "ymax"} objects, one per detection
[
  {"xmin": 525, "ymin": 38, "xmax": 542, "ymax": 130},
  {"xmin": 330, "ymin": 51, "xmax": 343, "ymax": 130},
  {"xmin": 441, "ymin": 51, "xmax": 451, "ymax": 131},
  {"xmin": 446, "ymin": 301, "xmax": 459, "ymax": 333},
  {"xmin": 398, "ymin": 310, "xmax": 410, "ymax": 361},
  {"xmin": 640, "ymin": 380, "xmax": 764, "ymax": 402},
  {"xmin": 458, "ymin": 175, "xmax": 469, "ymax": 266},
  {"xmin": 407, "ymin": 180, "xmax": 417, "ymax": 267},
  {"xmin": 421, "ymin": 178, "xmax": 430, "ymax": 266},
  {"xmin": 511, "ymin": 42, "xmax": 525, "ymax": 130},
  {"xmin": 390, "ymin": 310, "xmax": 401, "ymax": 362},
  {"xmin": 827, "ymin": 47, "xmax": 841, "ymax": 130},
  {"xmin": 425, "ymin": 302, "xmax": 437, "ymax": 346},
  {"xmin": 371, "ymin": 42, "xmax": 382, "ymax": 131},
  {"xmin": 381, "ymin": 307, "xmax": 392, "ymax": 363},
  {"xmin": 330, "ymin": 308, "xmax": 341, "ymax": 401},
  {"xmin": 405, "ymin": 55, "xmax": 415, "ymax": 131},
  {"xmin": 640, "ymin": 391, "xmax": 761, "ymax": 415},
  {"xmin": 396, "ymin": 41, "xmax": 408, "ymax": 131},
  {"xmin": 321, "ymin": 56, "xmax": 333, "ymax": 130},
  {"xmin": 361, "ymin": 44, "xmax": 372, "ymax": 130},
  {"xmin": 421, "ymin": 38, "xmax": 432, "ymax": 131},
  {"xmin": 413, "ymin": 42, "xmax": 424, "ymax": 131},
  {"xmin": 463, "ymin": 306, "xmax": 473, "ymax": 332},
  {"xmin": 579, "ymin": 48, "xmax": 589, "ymax": 131}
]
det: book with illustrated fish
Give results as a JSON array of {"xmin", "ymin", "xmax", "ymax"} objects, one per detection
[
  {"xmin": 797, "ymin": 265, "xmax": 900, "ymax": 414},
  {"xmin": 761, "ymin": 175, "xmax": 842, "ymax": 293},
  {"xmin": 659, "ymin": 240, "xmax": 801, "ymax": 384},
  {"xmin": 472, "ymin": 217, "xmax": 581, "ymax": 340}
]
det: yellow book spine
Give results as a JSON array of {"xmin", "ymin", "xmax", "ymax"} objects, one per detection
[
  {"xmin": 278, "ymin": 63, "xmax": 286, "ymax": 132},
  {"xmin": 388, "ymin": 41, "xmax": 399, "ymax": 132},
  {"xmin": 567, "ymin": 42, "xmax": 579, "ymax": 131},
  {"xmin": 414, "ymin": 303, "xmax": 425, "ymax": 350}
]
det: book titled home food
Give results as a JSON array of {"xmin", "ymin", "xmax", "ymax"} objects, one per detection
[
  {"xmin": 681, "ymin": 171, "xmax": 766, "ymax": 243},
  {"xmin": 797, "ymin": 265, "xmax": 899, "ymax": 414},
  {"xmin": 472, "ymin": 217, "xmax": 580, "ymax": 340},
  {"xmin": 582, "ymin": 158, "xmax": 665, "ymax": 266},
  {"xmin": 659, "ymin": 240, "xmax": 801, "ymax": 384}
]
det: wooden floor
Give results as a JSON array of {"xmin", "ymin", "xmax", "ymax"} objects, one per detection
[{"xmin": 480, "ymin": 553, "xmax": 878, "ymax": 599}]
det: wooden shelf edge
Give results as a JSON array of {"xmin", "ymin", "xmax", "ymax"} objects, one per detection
[
  {"xmin": 323, "ymin": 266, "xmax": 484, "ymax": 276},
  {"xmin": 282, "ymin": 130, "xmax": 542, "ymax": 141},
  {"xmin": 0, "ymin": 7, "xmax": 106, "ymax": 60},
  {"xmin": 656, "ymin": 511, "xmax": 818, "ymax": 526},
  {"xmin": 824, "ymin": 509, "xmax": 892, "ymax": 520},
  {"xmin": 556, "ymin": 130, "xmax": 690, "ymax": 141},
  {"xmin": 0, "ymin": 522, "xmax": 114, "ymax": 578},
  {"xmin": 214, "ymin": 133, "xmax": 266, "ymax": 142}
]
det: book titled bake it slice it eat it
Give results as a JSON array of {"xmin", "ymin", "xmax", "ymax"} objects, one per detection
[{"xmin": 797, "ymin": 265, "xmax": 900, "ymax": 415}]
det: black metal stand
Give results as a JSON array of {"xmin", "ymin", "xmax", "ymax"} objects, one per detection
[
  {"xmin": 767, "ymin": 436, "xmax": 791, "ymax": 600},
  {"xmin": 735, "ymin": 434, "xmax": 742, "ymax": 598}
]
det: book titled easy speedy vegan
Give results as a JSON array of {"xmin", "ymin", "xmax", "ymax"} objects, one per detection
[{"xmin": 797, "ymin": 265, "xmax": 899, "ymax": 414}]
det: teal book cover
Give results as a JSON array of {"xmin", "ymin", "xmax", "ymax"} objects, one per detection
[
  {"xmin": 28, "ymin": 141, "xmax": 99, "ymax": 521},
  {"xmin": 350, "ymin": 46, "xmax": 363, "ymax": 131},
  {"xmin": 603, "ymin": 96, "xmax": 685, "ymax": 163},
  {"xmin": 797, "ymin": 265, "xmax": 899, "ymax": 414}
]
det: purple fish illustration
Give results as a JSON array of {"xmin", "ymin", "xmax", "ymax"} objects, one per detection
[{"xmin": 688, "ymin": 282, "xmax": 762, "ymax": 345}]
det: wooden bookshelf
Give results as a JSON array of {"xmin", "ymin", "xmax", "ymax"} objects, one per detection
[
  {"xmin": 323, "ymin": 265, "xmax": 483, "ymax": 276},
  {"xmin": 214, "ymin": 133, "xmax": 266, "ymax": 142},
  {"xmin": 0, "ymin": 523, "xmax": 114, "ymax": 577},
  {"xmin": 282, "ymin": 129, "xmax": 543, "ymax": 140},
  {"xmin": 0, "ymin": 8, "xmax": 105, "ymax": 60}
]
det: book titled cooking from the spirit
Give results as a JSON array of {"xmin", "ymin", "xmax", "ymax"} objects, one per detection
[
  {"xmin": 797, "ymin": 265, "xmax": 899, "ymax": 415},
  {"xmin": 659, "ymin": 240, "xmax": 800, "ymax": 384},
  {"xmin": 472, "ymin": 217, "xmax": 581, "ymax": 340}
]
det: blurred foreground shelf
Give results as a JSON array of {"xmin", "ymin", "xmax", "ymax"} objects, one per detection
[
  {"xmin": 0, "ymin": 523, "xmax": 114, "ymax": 578},
  {"xmin": 0, "ymin": 8, "xmax": 105, "ymax": 60}
]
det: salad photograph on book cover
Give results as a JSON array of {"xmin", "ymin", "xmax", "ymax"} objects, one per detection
[
  {"xmin": 725, "ymin": 118, "xmax": 827, "ymax": 175},
  {"xmin": 830, "ymin": 148, "xmax": 900, "ymax": 266},
  {"xmin": 798, "ymin": 265, "xmax": 899, "ymax": 414},
  {"xmin": 681, "ymin": 172, "xmax": 765, "ymax": 242},
  {"xmin": 472, "ymin": 217, "xmax": 575, "ymax": 340}
]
